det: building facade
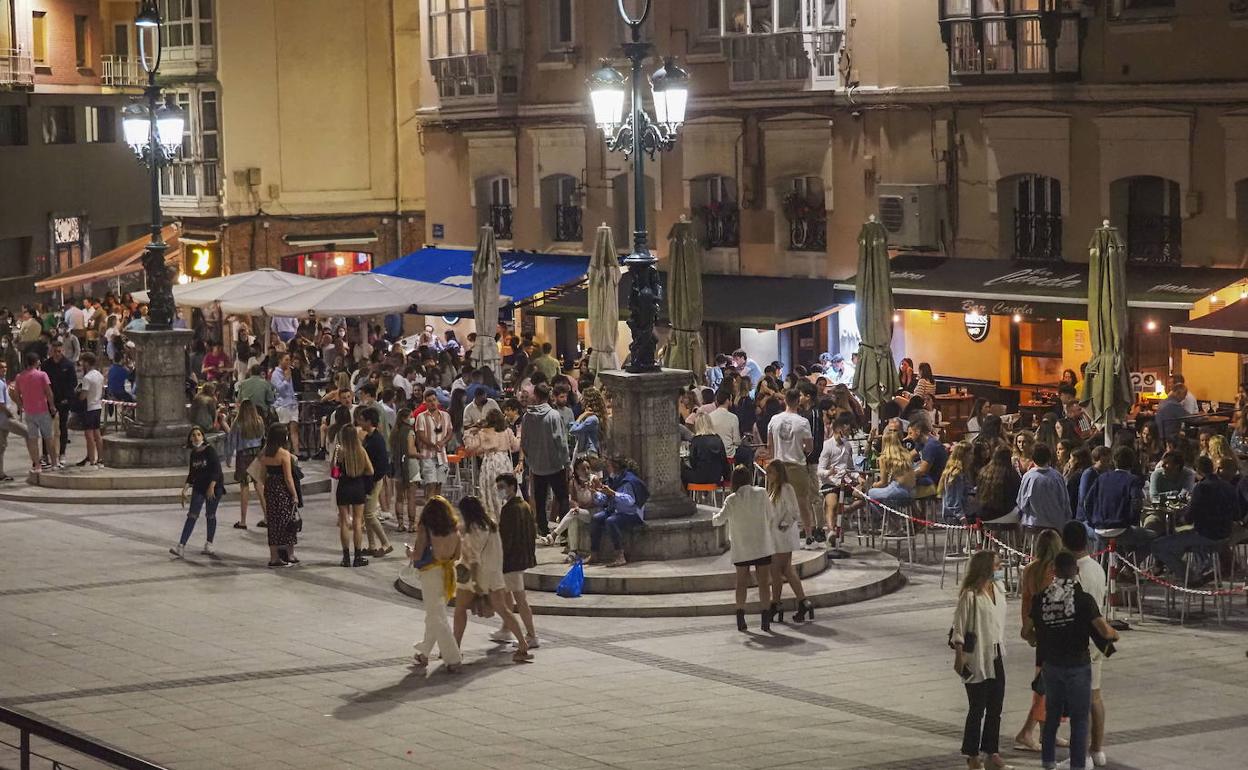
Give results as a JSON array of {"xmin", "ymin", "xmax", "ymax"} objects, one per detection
[
  {"xmin": 1, "ymin": 0, "xmax": 150, "ymax": 306},
  {"xmin": 414, "ymin": 0, "xmax": 1248, "ymax": 400}
]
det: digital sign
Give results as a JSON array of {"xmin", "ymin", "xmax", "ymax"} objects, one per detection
[{"xmin": 187, "ymin": 242, "xmax": 221, "ymax": 279}]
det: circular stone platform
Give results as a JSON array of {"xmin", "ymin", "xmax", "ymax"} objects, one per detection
[
  {"xmin": 396, "ymin": 545, "xmax": 904, "ymax": 618},
  {"xmin": 0, "ymin": 462, "xmax": 331, "ymax": 505}
]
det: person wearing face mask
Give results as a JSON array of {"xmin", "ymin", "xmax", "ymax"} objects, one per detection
[
  {"xmin": 491, "ymin": 473, "xmax": 539, "ymax": 650},
  {"xmin": 57, "ymin": 324, "xmax": 80, "ymax": 363},
  {"xmin": 170, "ymin": 426, "xmax": 224, "ymax": 559},
  {"xmin": 950, "ymin": 550, "xmax": 1010, "ymax": 770}
]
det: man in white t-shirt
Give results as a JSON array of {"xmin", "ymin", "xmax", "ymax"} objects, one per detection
[
  {"xmin": 77, "ymin": 351, "xmax": 105, "ymax": 467},
  {"xmin": 1064, "ymin": 520, "xmax": 1110, "ymax": 769},
  {"xmin": 767, "ymin": 388, "xmax": 815, "ymax": 535}
]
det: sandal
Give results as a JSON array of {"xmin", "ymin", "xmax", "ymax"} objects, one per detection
[
  {"xmin": 233, "ymin": 522, "xmax": 247, "ymax": 530},
  {"xmin": 396, "ymin": 523, "xmax": 408, "ymax": 532},
  {"xmin": 412, "ymin": 652, "xmax": 428, "ymax": 669},
  {"xmin": 375, "ymin": 545, "xmax": 394, "ymax": 557},
  {"xmin": 512, "ymin": 649, "xmax": 533, "ymax": 663}
]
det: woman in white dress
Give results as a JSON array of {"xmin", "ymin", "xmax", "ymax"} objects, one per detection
[
  {"xmin": 449, "ymin": 496, "xmax": 532, "ymax": 663},
  {"xmin": 766, "ymin": 462, "xmax": 812, "ymax": 623},
  {"xmin": 713, "ymin": 465, "xmax": 778, "ymax": 633},
  {"xmin": 463, "ymin": 409, "xmax": 520, "ymax": 523}
]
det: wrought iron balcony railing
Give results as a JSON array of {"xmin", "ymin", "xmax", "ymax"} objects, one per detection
[
  {"xmin": 1014, "ymin": 211, "xmax": 1063, "ymax": 261},
  {"xmin": 554, "ymin": 204, "xmax": 582, "ymax": 243}
]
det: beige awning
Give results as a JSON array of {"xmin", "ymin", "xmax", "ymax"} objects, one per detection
[{"xmin": 35, "ymin": 225, "xmax": 182, "ymax": 293}]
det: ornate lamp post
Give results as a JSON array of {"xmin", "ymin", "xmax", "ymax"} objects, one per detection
[
  {"xmin": 121, "ymin": 0, "xmax": 185, "ymax": 330},
  {"xmin": 588, "ymin": 0, "xmax": 689, "ymax": 373}
]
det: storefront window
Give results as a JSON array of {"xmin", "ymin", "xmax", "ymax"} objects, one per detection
[
  {"xmin": 281, "ymin": 251, "xmax": 372, "ymax": 279},
  {"xmin": 1012, "ymin": 318, "xmax": 1063, "ymax": 386}
]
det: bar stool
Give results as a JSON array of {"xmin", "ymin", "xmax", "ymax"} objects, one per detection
[
  {"xmin": 940, "ymin": 523, "xmax": 974, "ymax": 589},
  {"xmin": 876, "ymin": 499, "xmax": 917, "ymax": 565},
  {"xmin": 1095, "ymin": 529, "xmax": 1143, "ymax": 623},
  {"xmin": 444, "ymin": 451, "xmax": 465, "ymax": 498},
  {"xmin": 1170, "ymin": 539, "xmax": 1228, "ymax": 625},
  {"xmin": 914, "ymin": 489, "xmax": 941, "ymax": 557},
  {"xmin": 687, "ymin": 483, "xmax": 721, "ymax": 508}
]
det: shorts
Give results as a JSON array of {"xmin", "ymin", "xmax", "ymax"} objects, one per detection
[
  {"xmin": 24, "ymin": 412, "xmax": 54, "ymax": 440},
  {"xmin": 419, "ymin": 458, "xmax": 448, "ymax": 486},
  {"xmin": 503, "ymin": 571, "xmax": 525, "ymax": 593},
  {"xmin": 275, "ymin": 405, "xmax": 299, "ymax": 424},
  {"xmin": 81, "ymin": 409, "xmax": 101, "ymax": 430},
  {"xmin": 783, "ymin": 462, "xmax": 812, "ymax": 504},
  {"xmin": 1090, "ymin": 657, "xmax": 1103, "ymax": 691},
  {"xmin": 734, "ymin": 555, "xmax": 773, "ymax": 568}
]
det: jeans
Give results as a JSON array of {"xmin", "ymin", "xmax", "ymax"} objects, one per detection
[
  {"xmin": 590, "ymin": 510, "xmax": 642, "ymax": 552},
  {"xmin": 179, "ymin": 490, "xmax": 220, "ymax": 546},
  {"xmin": 1042, "ymin": 662, "xmax": 1092, "ymax": 769},
  {"xmin": 55, "ymin": 399, "xmax": 70, "ymax": 456},
  {"xmin": 1152, "ymin": 529, "xmax": 1221, "ymax": 579},
  {"xmin": 531, "ymin": 471, "xmax": 569, "ymax": 537},
  {"xmin": 962, "ymin": 654, "xmax": 1005, "ymax": 758}
]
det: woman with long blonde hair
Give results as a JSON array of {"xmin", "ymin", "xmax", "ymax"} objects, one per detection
[
  {"xmin": 951, "ymin": 550, "xmax": 1009, "ymax": 770},
  {"xmin": 231, "ymin": 399, "xmax": 267, "ymax": 529},
  {"xmin": 408, "ymin": 495, "xmax": 463, "ymax": 672},
  {"xmin": 1205, "ymin": 434, "xmax": 1235, "ymax": 469},
  {"xmin": 939, "ymin": 441, "xmax": 976, "ymax": 522},
  {"xmin": 1013, "ymin": 430, "xmax": 1036, "ymax": 476},
  {"xmin": 766, "ymin": 462, "xmax": 812, "ymax": 622},
  {"xmin": 334, "ymin": 424, "xmax": 373, "ymax": 567},
  {"xmin": 1013, "ymin": 529, "xmax": 1064, "ymax": 752}
]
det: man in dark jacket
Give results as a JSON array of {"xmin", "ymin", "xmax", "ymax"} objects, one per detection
[
  {"xmin": 520, "ymin": 383, "xmax": 570, "ymax": 538},
  {"xmin": 356, "ymin": 406, "xmax": 392, "ymax": 557},
  {"xmin": 1078, "ymin": 445, "xmax": 1154, "ymax": 557},
  {"xmin": 492, "ymin": 473, "xmax": 538, "ymax": 648},
  {"xmin": 42, "ymin": 340, "xmax": 78, "ymax": 458},
  {"xmin": 1152, "ymin": 456, "xmax": 1236, "ymax": 584}
]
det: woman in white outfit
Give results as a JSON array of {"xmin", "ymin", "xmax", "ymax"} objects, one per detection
[
  {"xmin": 713, "ymin": 465, "xmax": 778, "ymax": 633},
  {"xmin": 463, "ymin": 410, "xmax": 519, "ymax": 523},
  {"xmin": 951, "ymin": 550, "xmax": 1010, "ymax": 770},
  {"xmin": 766, "ymin": 462, "xmax": 812, "ymax": 622},
  {"xmin": 552, "ymin": 456, "xmax": 598, "ymax": 558},
  {"xmin": 408, "ymin": 496, "xmax": 462, "ymax": 673},
  {"xmin": 450, "ymin": 496, "xmax": 532, "ymax": 663}
]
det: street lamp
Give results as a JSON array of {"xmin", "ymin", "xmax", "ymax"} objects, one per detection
[
  {"xmin": 588, "ymin": 0, "xmax": 689, "ymax": 373},
  {"xmin": 121, "ymin": 0, "xmax": 185, "ymax": 331}
]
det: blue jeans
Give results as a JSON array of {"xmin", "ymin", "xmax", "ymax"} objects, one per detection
[
  {"xmin": 1152, "ymin": 529, "xmax": 1220, "ymax": 578},
  {"xmin": 179, "ymin": 490, "xmax": 220, "ymax": 546},
  {"xmin": 589, "ymin": 510, "xmax": 642, "ymax": 552},
  {"xmin": 1042, "ymin": 662, "xmax": 1092, "ymax": 769}
]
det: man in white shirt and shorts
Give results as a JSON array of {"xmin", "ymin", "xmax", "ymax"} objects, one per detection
[{"xmin": 768, "ymin": 389, "xmax": 815, "ymax": 537}]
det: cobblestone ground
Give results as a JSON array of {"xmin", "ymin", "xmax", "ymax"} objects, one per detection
[{"xmin": 1, "ymin": 452, "xmax": 1246, "ymax": 769}]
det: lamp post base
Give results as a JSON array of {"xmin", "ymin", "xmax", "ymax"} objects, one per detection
[{"xmin": 101, "ymin": 328, "xmax": 192, "ymax": 468}]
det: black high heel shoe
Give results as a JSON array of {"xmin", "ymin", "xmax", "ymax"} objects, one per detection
[
  {"xmin": 760, "ymin": 606, "xmax": 772, "ymax": 632},
  {"xmin": 793, "ymin": 598, "xmax": 815, "ymax": 622},
  {"xmin": 770, "ymin": 601, "xmax": 783, "ymax": 623},
  {"xmin": 735, "ymin": 609, "xmax": 747, "ymax": 632}
]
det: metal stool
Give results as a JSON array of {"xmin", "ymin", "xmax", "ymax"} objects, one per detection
[
  {"xmin": 876, "ymin": 499, "xmax": 917, "ymax": 565},
  {"xmin": 1170, "ymin": 540, "xmax": 1227, "ymax": 625},
  {"xmin": 940, "ymin": 524, "xmax": 974, "ymax": 589}
]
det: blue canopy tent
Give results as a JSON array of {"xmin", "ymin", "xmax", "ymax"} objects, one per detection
[{"xmin": 375, "ymin": 247, "xmax": 590, "ymax": 313}]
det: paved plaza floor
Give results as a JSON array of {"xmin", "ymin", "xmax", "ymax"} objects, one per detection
[{"xmin": 1, "ymin": 447, "xmax": 1247, "ymax": 769}]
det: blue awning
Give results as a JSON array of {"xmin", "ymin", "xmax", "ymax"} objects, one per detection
[{"xmin": 375, "ymin": 247, "xmax": 589, "ymax": 307}]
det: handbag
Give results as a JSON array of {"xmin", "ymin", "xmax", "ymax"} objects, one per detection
[
  {"xmin": 947, "ymin": 593, "xmax": 979, "ymax": 653},
  {"xmin": 411, "ymin": 535, "xmax": 434, "ymax": 570},
  {"xmin": 330, "ymin": 462, "xmax": 342, "ymax": 480}
]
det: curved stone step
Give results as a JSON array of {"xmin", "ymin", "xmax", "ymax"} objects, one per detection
[
  {"xmin": 396, "ymin": 546, "xmax": 904, "ymax": 618},
  {"xmin": 522, "ymin": 549, "xmax": 828, "ymax": 594},
  {"xmin": 25, "ymin": 466, "xmax": 195, "ymax": 490},
  {"xmin": 0, "ymin": 465, "xmax": 331, "ymax": 504}
]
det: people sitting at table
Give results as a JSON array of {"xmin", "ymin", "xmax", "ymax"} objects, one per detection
[
  {"xmin": 682, "ymin": 413, "xmax": 729, "ymax": 487},
  {"xmin": 1203, "ymin": 434, "xmax": 1236, "ymax": 470},
  {"xmin": 1076, "ymin": 446, "xmax": 1112, "ymax": 521},
  {"xmin": 1151, "ymin": 456, "xmax": 1236, "ymax": 585},
  {"xmin": 1148, "ymin": 450, "xmax": 1195, "ymax": 503},
  {"xmin": 908, "ymin": 412, "xmax": 947, "ymax": 493},
  {"xmin": 965, "ymin": 398, "xmax": 991, "ymax": 440},
  {"xmin": 976, "ymin": 447, "xmax": 1021, "ymax": 523},
  {"xmin": 1017, "ymin": 443, "xmax": 1072, "ymax": 532},
  {"xmin": 1079, "ymin": 445, "xmax": 1155, "ymax": 556},
  {"xmin": 867, "ymin": 431, "xmax": 915, "ymax": 507}
]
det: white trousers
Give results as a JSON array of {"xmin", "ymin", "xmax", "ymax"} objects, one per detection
[{"xmin": 414, "ymin": 567, "xmax": 461, "ymax": 665}]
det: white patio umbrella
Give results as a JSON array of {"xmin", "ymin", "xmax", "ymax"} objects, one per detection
[
  {"xmin": 470, "ymin": 226, "xmax": 503, "ymax": 381},
  {"xmin": 258, "ymin": 271, "xmax": 483, "ymax": 317},
  {"xmin": 587, "ymin": 223, "xmax": 621, "ymax": 376},
  {"xmin": 133, "ymin": 268, "xmax": 318, "ymax": 315}
]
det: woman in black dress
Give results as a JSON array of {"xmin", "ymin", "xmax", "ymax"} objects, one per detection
[
  {"xmin": 259, "ymin": 423, "xmax": 300, "ymax": 567},
  {"xmin": 334, "ymin": 421, "xmax": 374, "ymax": 567}
]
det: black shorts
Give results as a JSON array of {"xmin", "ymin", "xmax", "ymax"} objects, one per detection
[
  {"xmin": 734, "ymin": 555, "xmax": 773, "ymax": 568},
  {"xmin": 81, "ymin": 409, "xmax": 101, "ymax": 430}
]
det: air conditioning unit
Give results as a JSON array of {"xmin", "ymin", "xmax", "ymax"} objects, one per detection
[{"xmin": 876, "ymin": 183, "xmax": 945, "ymax": 250}]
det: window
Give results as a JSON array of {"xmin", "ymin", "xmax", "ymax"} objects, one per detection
[
  {"xmin": 83, "ymin": 106, "xmax": 115, "ymax": 143},
  {"xmin": 480, "ymin": 176, "xmax": 513, "ymax": 240},
  {"xmin": 1011, "ymin": 319, "xmax": 1063, "ymax": 387},
  {"xmin": 43, "ymin": 107, "xmax": 75, "ymax": 144},
  {"xmin": 160, "ymin": 88, "xmax": 219, "ymax": 198},
  {"xmin": 1110, "ymin": 0, "xmax": 1176, "ymax": 20},
  {"xmin": 0, "ymin": 106, "xmax": 27, "ymax": 146},
  {"xmin": 1009, "ymin": 174, "xmax": 1062, "ymax": 261},
  {"xmin": 546, "ymin": 0, "xmax": 574, "ymax": 51},
  {"xmin": 199, "ymin": 91, "xmax": 219, "ymax": 195},
  {"xmin": 544, "ymin": 174, "xmax": 582, "ymax": 243},
  {"xmin": 31, "ymin": 12, "xmax": 47, "ymax": 65},
  {"xmin": 783, "ymin": 176, "xmax": 826, "ymax": 252},
  {"xmin": 428, "ymin": 0, "xmax": 489, "ymax": 57},
  {"xmin": 939, "ymin": 1, "xmax": 1080, "ymax": 79},
  {"xmin": 697, "ymin": 0, "xmax": 721, "ymax": 39},
  {"xmin": 160, "ymin": 0, "xmax": 213, "ymax": 49},
  {"xmin": 1111, "ymin": 175, "xmax": 1182, "ymax": 264},
  {"xmin": 74, "ymin": 15, "xmax": 89, "ymax": 68},
  {"xmin": 691, "ymin": 175, "xmax": 739, "ymax": 249}
]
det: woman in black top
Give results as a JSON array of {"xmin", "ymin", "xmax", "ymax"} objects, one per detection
[
  {"xmin": 682, "ymin": 413, "xmax": 729, "ymax": 486},
  {"xmin": 975, "ymin": 447, "xmax": 1021, "ymax": 523},
  {"xmin": 170, "ymin": 426, "xmax": 225, "ymax": 559}
]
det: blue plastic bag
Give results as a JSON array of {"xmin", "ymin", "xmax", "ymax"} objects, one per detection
[{"xmin": 555, "ymin": 559, "xmax": 585, "ymax": 598}]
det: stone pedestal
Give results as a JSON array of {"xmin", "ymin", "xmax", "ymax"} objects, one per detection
[
  {"xmin": 102, "ymin": 328, "xmax": 192, "ymax": 468},
  {"xmin": 599, "ymin": 368, "xmax": 695, "ymax": 521}
]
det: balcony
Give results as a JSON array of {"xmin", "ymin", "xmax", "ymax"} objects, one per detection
[
  {"xmin": 101, "ymin": 55, "xmax": 145, "ymax": 88},
  {"xmin": 430, "ymin": 52, "xmax": 520, "ymax": 102},
  {"xmin": 160, "ymin": 161, "xmax": 221, "ymax": 216},
  {"xmin": 695, "ymin": 202, "xmax": 740, "ymax": 250},
  {"xmin": 489, "ymin": 204, "xmax": 513, "ymax": 241},
  {"xmin": 0, "ymin": 48, "xmax": 34, "ymax": 89},
  {"xmin": 1014, "ymin": 211, "xmax": 1063, "ymax": 261},
  {"xmin": 723, "ymin": 29, "xmax": 842, "ymax": 90},
  {"xmin": 940, "ymin": 8, "xmax": 1082, "ymax": 83},
  {"xmin": 1126, "ymin": 213, "xmax": 1182, "ymax": 265},
  {"xmin": 554, "ymin": 204, "xmax": 582, "ymax": 243}
]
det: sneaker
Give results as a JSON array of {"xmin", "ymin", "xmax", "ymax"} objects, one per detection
[
  {"xmin": 0, "ymin": 475, "xmax": 13, "ymax": 483},
  {"xmin": 201, "ymin": 542, "xmax": 215, "ymax": 556},
  {"xmin": 1055, "ymin": 760, "xmax": 1088, "ymax": 770},
  {"xmin": 52, "ymin": 462, "xmax": 66, "ymax": 471},
  {"xmin": 169, "ymin": 544, "xmax": 185, "ymax": 559},
  {"xmin": 525, "ymin": 635, "xmax": 541, "ymax": 649},
  {"xmin": 489, "ymin": 628, "xmax": 513, "ymax": 643},
  {"xmin": 1090, "ymin": 751, "xmax": 1107, "ymax": 767},
  {"xmin": 74, "ymin": 458, "xmax": 90, "ymax": 467}
]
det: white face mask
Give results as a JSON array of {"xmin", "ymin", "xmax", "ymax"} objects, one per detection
[{"xmin": 191, "ymin": 438, "xmax": 204, "ymax": 448}]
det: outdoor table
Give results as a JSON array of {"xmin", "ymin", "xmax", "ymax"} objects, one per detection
[
  {"xmin": 1018, "ymin": 401, "xmax": 1052, "ymax": 428},
  {"xmin": 935, "ymin": 394, "xmax": 975, "ymax": 422},
  {"xmin": 1178, "ymin": 414, "xmax": 1230, "ymax": 437}
]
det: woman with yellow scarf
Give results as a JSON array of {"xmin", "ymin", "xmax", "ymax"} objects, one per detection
[{"xmin": 408, "ymin": 496, "xmax": 463, "ymax": 672}]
